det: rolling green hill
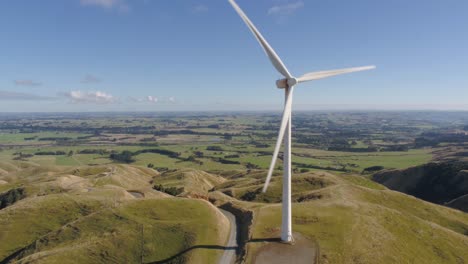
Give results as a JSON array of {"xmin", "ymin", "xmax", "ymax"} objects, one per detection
[
  {"xmin": 1, "ymin": 162, "xmax": 468, "ymax": 264},
  {"xmin": 152, "ymin": 169, "xmax": 226, "ymax": 197},
  {"xmin": 222, "ymin": 172, "xmax": 468, "ymax": 264},
  {"xmin": 0, "ymin": 163, "xmax": 229, "ymax": 264}
]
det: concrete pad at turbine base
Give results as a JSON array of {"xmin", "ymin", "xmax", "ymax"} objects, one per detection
[{"xmin": 253, "ymin": 233, "xmax": 319, "ymax": 264}]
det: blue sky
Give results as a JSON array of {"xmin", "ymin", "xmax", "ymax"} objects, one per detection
[{"xmin": 0, "ymin": 0, "xmax": 467, "ymax": 112}]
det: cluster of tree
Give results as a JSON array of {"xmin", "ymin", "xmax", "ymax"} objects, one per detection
[
  {"xmin": 147, "ymin": 165, "xmax": 171, "ymax": 172},
  {"xmin": 109, "ymin": 148, "xmax": 183, "ymax": 164},
  {"xmin": 0, "ymin": 188, "xmax": 25, "ymax": 210},
  {"xmin": 38, "ymin": 137, "xmax": 72, "ymax": 141},
  {"xmin": 292, "ymin": 162, "xmax": 349, "ymax": 172},
  {"xmin": 415, "ymin": 132, "xmax": 468, "ymax": 147},
  {"xmin": 109, "ymin": 151, "xmax": 135, "ymax": 163},
  {"xmin": 153, "ymin": 184, "xmax": 184, "ymax": 196},
  {"xmin": 184, "ymin": 155, "xmax": 204, "ymax": 165},
  {"xmin": 193, "ymin": 151, "xmax": 204, "ymax": 158},
  {"xmin": 35, "ymin": 151, "xmax": 67, "ymax": 155},
  {"xmin": 362, "ymin": 165, "xmax": 385, "ymax": 174},
  {"xmin": 241, "ymin": 188, "xmax": 261, "ymax": 201},
  {"xmin": 414, "ymin": 137, "xmax": 438, "ymax": 147},
  {"xmin": 380, "ymin": 145, "xmax": 409, "ymax": 152},
  {"xmin": 210, "ymin": 157, "xmax": 240, "ymax": 165},
  {"xmin": 206, "ymin": 146, "xmax": 224, "ymax": 151},
  {"xmin": 245, "ymin": 162, "xmax": 260, "ymax": 169},
  {"xmin": 134, "ymin": 148, "xmax": 181, "ymax": 158},
  {"xmin": 139, "ymin": 137, "xmax": 156, "ymax": 142},
  {"xmin": 78, "ymin": 149, "xmax": 109, "ymax": 155}
]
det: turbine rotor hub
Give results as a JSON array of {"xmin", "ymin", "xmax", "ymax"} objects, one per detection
[
  {"xmin": 287, "ymin": 77, "xmax": 298, "ymax": 87},
  {"xmin": 276, "ymin": 77, "xmax": 297, "ymax": 89}
]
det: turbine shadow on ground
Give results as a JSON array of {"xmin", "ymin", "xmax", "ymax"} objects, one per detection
[
  {"xmin": 144, "ymin": 238, "xmax": 283, "ymax": 264},
  {"xmin": 248, "ymin": 237, "xmax": 282, "ymax": 243}
]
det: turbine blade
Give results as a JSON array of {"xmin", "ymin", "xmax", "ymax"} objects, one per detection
[
  {"xmin": 228, "ymin": 0, "xmax": 293, "ymax": 78},
  {"xmin": 297, "ymin": 65, "xmax": 376, "ymax": 83},
  {"xmin": 263, "ymin": 87, "xmax": 294, "ymax": 192}
]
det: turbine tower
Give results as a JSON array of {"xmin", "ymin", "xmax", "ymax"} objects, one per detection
[{"xmin": 228, "ymin": 0, "xmax": 375, "ymax": 243}]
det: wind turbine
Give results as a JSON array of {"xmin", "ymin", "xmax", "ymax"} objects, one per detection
[{"xmin": 228, "ymin": 0, "xmax": 375, "ymax": 243}]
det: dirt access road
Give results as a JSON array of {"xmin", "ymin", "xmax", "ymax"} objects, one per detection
[{"xmin": 219, "ymin": 209, "xmax": 238, "ymax": 264}]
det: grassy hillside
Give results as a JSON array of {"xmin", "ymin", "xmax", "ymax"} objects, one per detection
[
  {"xmin": 2, "ymin": 162, "xmax": 468, "ymax": 264},
  {"xmin": 241, "ymin": 173, "xmax": 468, "ymax": 263},
  {"xmin": 152, "ymin": 169, "xmax": 226, "ymax": 197},
  {"xmin": 214, "ymin": 170, "xmax": 336, "ymax": 203},
  {"xmin": 0, "ymin": 198, "xmax": 228, "ymax": 264},
  {"xmin": 0, "ymin": 164, "xmax": 230, "ymax": 264}
]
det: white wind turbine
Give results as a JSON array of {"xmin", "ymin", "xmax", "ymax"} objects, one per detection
[{"xmin": 228, "ymin": 0, "xmax": 375, "ymax": 243}]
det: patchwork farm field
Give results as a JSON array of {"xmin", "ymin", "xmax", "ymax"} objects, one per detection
[{"xmin": 0, "ymin": 112, "xmax": 444, "ymax": 173}]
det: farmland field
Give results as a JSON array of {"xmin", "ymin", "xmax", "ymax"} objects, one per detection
[{"xmin": 2, "ymin": 111, "xmax": 460, "ymax": 173}]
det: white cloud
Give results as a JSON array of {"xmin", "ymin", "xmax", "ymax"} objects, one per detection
[
  {"xmin": 147, "ymin": 96, "xmax": 158, "ymax": 103},
  {"xmin": 127, "ymin": 96, "xmax": 176, "ymax": 104},
  {"xmin": 81, "ymin": 74, "xmax": 101, "ymax": 84},
  {"xmin": 268, "ymin": 1, "xmax": 304, "ymax": 16},
  {"xmin": 14, "ymin": 80, "xmax": 42, "ymax": 86},
  {"xmin": 63, "ymin": 90, "xmax": 116, "ymax": 104},
  {"xmin": 80, "ymin": 0, "xmax": 128, "ymax": 11}
]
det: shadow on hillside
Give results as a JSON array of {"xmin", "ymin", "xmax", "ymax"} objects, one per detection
[
  {"xmin": 145, "ymin": 238, "xmax": 282, "ymax": 264},
  {"xmin": 145, "ymin": 245, "xmax": 237, "ymax": 264}
]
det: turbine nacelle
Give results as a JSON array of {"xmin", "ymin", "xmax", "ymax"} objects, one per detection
[{"xmin": 276, "ymin": 78, "xmax": 298, "ymax": 89}]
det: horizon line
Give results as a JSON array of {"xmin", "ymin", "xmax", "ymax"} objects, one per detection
[{"xmin": 1, "ymin": 109, "xmax": 468, "ymax": 114}]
